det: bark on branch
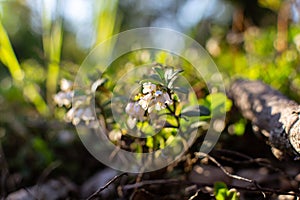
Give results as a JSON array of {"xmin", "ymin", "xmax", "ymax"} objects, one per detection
[{"xmin": 229, "ymin": 79, "xmax": 300, "ymax": 159}]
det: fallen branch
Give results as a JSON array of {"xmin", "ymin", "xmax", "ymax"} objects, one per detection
[{"xmin": 229, "ymin": 79, "xmax": 300, "ymax": 159}]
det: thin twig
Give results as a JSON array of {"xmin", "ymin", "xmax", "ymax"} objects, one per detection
[
  {"xmin": 37, "ymin": 161, "xmax": 61, "ymax": 185},
  {"xmin": 214, "ymin": 149, "xmax": 253, "ymax": 160},
  {"xmin": 214, "ymin": 149, "xmax": 271, "ymax": 165},
  {"xmin": 214, "ymin": 149, "xmax": 294, "ymax": 182},
  {"xmin": 188, "ymin": 189, "xmax": 201, "ymax": 200},
  {"xmin": 122, "ymin": 179, "xmax": 182, "ymax": 191},
  {"xmin": 121, "ymin": 176, "xmax": 300, "ymax": 198},
  {"xmin": 195, "ymin": 152, "xmax": 267, "ymax": 197},
  {"xmin": 34, "ymin": 161, "xmax": 61, "ymax": 199},
  {"xmin": 190, "ymin": 182, "xmax": 300, "ymax": 197},
  {"xmin": 195, "ymin": 152, "xmax": 254, "ymax": 183},
  {"xmin": 195, "ymin": 152, "xmax": 300, "ymax": 197},
  {"xmin": 87, "ymin": 172, "xmax": 128, "ymax": 200}
]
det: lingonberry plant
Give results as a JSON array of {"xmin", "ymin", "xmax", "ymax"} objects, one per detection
[{"xmin": 54, "ymin": 63, "xmax": 211, "ymax": 155}]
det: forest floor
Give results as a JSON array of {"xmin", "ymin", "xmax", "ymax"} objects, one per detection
[{"xmin": 3, "ymin": 121, "xmax": 300, "ymax": 200}]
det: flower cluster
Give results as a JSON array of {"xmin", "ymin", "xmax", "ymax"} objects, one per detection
[
  {"xmin": 53, "ymin": 79, "xmax": 74, "ymax": 107},
  {"xmin": 125, "ymin": 82, "xmax": 173, "ymax": 122},
  {"xmin": 54, "ymin": 79, "xmax": 95, "ymax": 125},
  {"xmin": 65, "ymin": 101, "xmax": 95, "ymax": 126}
]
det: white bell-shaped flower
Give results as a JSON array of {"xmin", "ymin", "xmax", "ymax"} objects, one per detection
[
  {"xmin": 60, "ymin": 79, "xmax": 73, "ymax": 91},
  {"xmin": 126, "ymin": 102, "xmax": 145, "ymax": 121},
  {"xmin": 138, "ymin": 93, "xmax": 153, "ymax": 110},
  {"xmin": 142, "ymin": 82, "xmax": 156, "ymax": 94}
]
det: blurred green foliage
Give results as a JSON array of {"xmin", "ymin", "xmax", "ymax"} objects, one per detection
[{"xmin": 214, "ymin": 182, "xmax": 239, "ymax": 200}]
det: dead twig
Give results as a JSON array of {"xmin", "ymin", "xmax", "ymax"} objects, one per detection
[
  {"xmin": 87, "ymin": 172, "xmax": 127, "ymax": 200},
  {"xmin": 123, "ymin": 178, "xmax": 300, "ymax": 198},
  {"xmin": 37, "ymin": 161, "xmax": 61, "ymax": 185},
  {"xmin": 214, "ymin": 149, "xmax": 269, "ymax": 163},
  {"xmin": 214, "ymin": 149, "xmax": 294, "ymax": 182},
  {"xmin": 196, "ymin": 152, "xmax": 264, "ymax": 196},
  {"xmin": 34, "ymin": 161, "xmax": 61, "ymax": 199},
  {"xmin": 190, "ymin": 182, "xmax": 300, "ymax": 197},
  {"xmin": 121, "ymin": 175, "xmax": 299, "ymax": 198},
  {"xmin": 122, "ymin": 179, "xmax": 183, "ymax": 191},
  {"xmin": 195, "ymin": 152, "xmax": 300, "ymax": 197},
  {"xmin": 188, "ymin": 189, "xmax": 201, "ymax": 200},
  {"xmin": 195, "ymin": 152, "xmax": 254, "ymax": 183}
]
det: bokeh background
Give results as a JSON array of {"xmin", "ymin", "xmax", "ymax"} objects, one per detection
[{"xmin": 1, "ymin": 0, "xmax": 300, "ymax": 198}]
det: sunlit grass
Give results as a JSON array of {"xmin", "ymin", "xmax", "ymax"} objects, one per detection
[
  {"xmin": 0, "ymin": 19, "xmax": 49, "ymax": 116},
  {"xmin": 94, "ymin": 0, "xmax": 120, "ymax": 46},
  {"xmin": 0, "ymin": 20, "xmax": 24, "ymax": 83},
  {"xmin": 42, "ymin": 0, "xmax": 63, "ymax": 111}
]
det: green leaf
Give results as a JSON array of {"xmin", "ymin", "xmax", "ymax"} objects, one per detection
[
  {"xmin": 153, "ymin": 66, "xmax": 165, "ymax": 81},
  {"xmin": 214, "ymin": 182, "xmax": 239, "ymax": 200},
  {"xmin": 169, "ymin": 69, "xmax": 184, "ymax": 80},
  {"xmin": 146, "ymin": 137, "xmax": 154, "ymax": 149},
  {"xmin": 149, "ymin": 74, "xmax": 163, "ymax": 83},
  {"xmin": 225, "ymin": 98, "xmax": 233, "ymax": 112},
  {"xmin": 165, "ymin": 68, "xmax": 183, "ymax": 88},
  {"xmin": 32, "ymin": 137, "xmax": 54, "ymax": 165},
  {"xmin": 233, "ymin": 119, "xmax": 246, "ymax": 136},
  {"xmin": 181, "ymin": 105, "xmax": 211, "ymax": 117},
  {"xmin": 227, "ymin": 189, "xmax": 239, "ymax": 200},
  {"xmin": 214, "ymin": 182, "xmax": 228, "ymax": 200},
  {"xmin": 173, "ymin": 86, "xmax": 189, "ymax": 94},
  {"xmin": 167, "ymin": 76, "xmax": 177, "ymax": 89},
  {"xmin": 139, "ymin": 76, "xmax": 164, "ymax": 86},
  {"xmin": 181, "ymin": 110, "xmax": 200, "ymax": 117},
  {"xmin": 165, "ymin": 68, "xmax": 182, "ymax": 80},
  {"xmin": 157, "ymin": 135, "xmax": 165, "ymax": 149},
  {"xmin": 206, "ymin": 93, "xmax": 231, "ymax": 116}
]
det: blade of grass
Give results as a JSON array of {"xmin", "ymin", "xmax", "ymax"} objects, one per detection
[
  {"xmin": 0, "ymin": 20, "xmax": 49, "ymax": 116},
  {"xmin": 42, "ymin": 0, "xmax": 63, "ymax": 110},
  {"xmin": 45, "ymin": 20, "xmax": 63, "ymax": 107},
  {"xmin": 94, "ymin": 0, "xmax": 118, "ymax": 44},
  {"xmin": 93, "ymin": 0, "xmax": 120, "ymax": 53},
  {"xmin": 0, "ymin": 20, "xmax": 24, "ymax": 84},
  {"xmin": 24, "ymin": 84, "xmax": 50, "ymax": 117}
]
